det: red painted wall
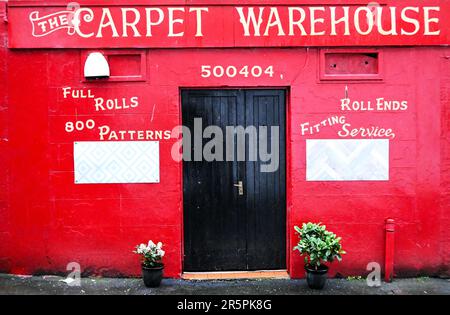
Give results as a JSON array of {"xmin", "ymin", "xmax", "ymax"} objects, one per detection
[{"xmin": 0, "ymin": 1, "xmax": 449, "ymax": 278}]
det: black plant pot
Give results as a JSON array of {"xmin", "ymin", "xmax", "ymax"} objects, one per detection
[
  {"xmin": 305, "ymin": 264, "xmax": 329, "ymax": 290},
  {"xmin": 142, "ymin": 265, "xmax": 164, "ymax": 288}
]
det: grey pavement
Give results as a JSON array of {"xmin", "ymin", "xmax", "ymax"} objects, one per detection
[{"xmin": 0, "ymin": 273, "xmax": 448, "ymax": 295}]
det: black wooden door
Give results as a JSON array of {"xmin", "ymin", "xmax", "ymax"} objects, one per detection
[{"xmin": 182, "ymin": 89, "xmax": 286, "ymax": 272}]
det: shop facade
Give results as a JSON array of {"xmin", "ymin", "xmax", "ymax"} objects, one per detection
[{"xmin": 0, "ymin": 0, "xmax": 449, "ymax": 278}]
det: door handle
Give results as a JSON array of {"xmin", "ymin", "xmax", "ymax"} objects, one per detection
[{"xmin": 234, "ymin": 181, "xmax": 244, "ymax": 196}]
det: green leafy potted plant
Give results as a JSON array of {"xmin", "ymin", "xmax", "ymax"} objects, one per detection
[
  {"xmin": 293, "ymin": 223, "xmax": 345, "ymax": 290},
  {"xmin": 134, "ymin": 240, "xmax": 165, "ymax": 287}
]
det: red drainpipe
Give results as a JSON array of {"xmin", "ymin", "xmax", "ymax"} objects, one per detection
[{"xmin": 385, "ymin": 218, "xmax": 395, "ymax": 282}]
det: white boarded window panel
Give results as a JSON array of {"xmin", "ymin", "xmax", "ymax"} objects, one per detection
[
  {"xmin": 74, "ymin": 141, "xmax": 160, "ymax": 184},
  {"xmin": 306, "ymin": 139, "xmax": 389, "ymax": 181}
]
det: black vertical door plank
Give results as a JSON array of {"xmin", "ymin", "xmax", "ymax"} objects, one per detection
[
  {"xmin": 235, "ymin": 90, "xmax": 247, "ymax": 267},
  {"xmin": 181, "ymin": 90, "xmax": 191, "ymax": 268},
  {"xmin": 245, "ymin": 91, "xmax": 256, "ymax": 270},
  {"xmin": 275, "ymin": 90, "xmax": 286, "ymax": 269},
  {"xmin": 244, "ymin": 90, "xmax": 255, "ymax": 270}
]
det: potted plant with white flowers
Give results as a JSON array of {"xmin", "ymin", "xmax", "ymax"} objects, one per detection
[
  {"xmin": 134, "ymin": 240, "xmax": 165, "ymax": 287},
  {"xmin": 293, "ymin": 223, "xmax": 345, "ymax": 290}
]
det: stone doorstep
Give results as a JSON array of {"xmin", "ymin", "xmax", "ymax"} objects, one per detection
[{"xmin": 182, "ymin": 270, "xmax": 290, "ymax": 280}]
